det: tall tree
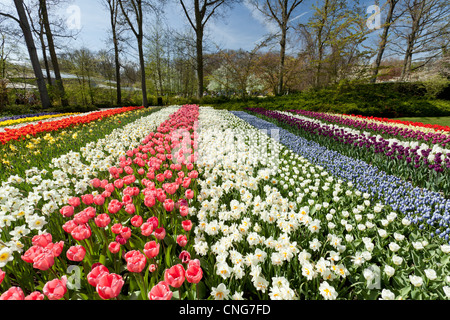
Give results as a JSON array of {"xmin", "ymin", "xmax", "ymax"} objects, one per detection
[
  {"xmin": 178, "ymin": 0, "xmax": 236, "ymax": 99},
  {"xmin": 38, "ymin": 0, "xmax": 68, "ymax": 106},
  {"xmin": 392, "ymin": 0, "xmax": 450, "ymax": 80},
  {"xmin": 247, "ymin": 0, "xmax": 304, "ymax": 95},
  {"xmin": 1, "ymin": 0, "xmax": 51, "ymax": 108},
  {"xmin": 119, "ymin": 0, "xmax": 162, "ymax": 107},
  {"xmin": 370, "ymin": 0, "xmax": 402, "ymax": 83},
  {"xmin": 103, "ymin": 0, "xmax": 123, "ymax": 106}
]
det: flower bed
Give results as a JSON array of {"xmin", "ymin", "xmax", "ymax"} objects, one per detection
[
  {"xmin": 0, "ymin": 107, "xmax": 163, "ymax": 183},
  {"xmin": 248, "ymin": 108, "xmax": 450, "ymax": 195},
  {"xmin": 0, "ymin": 107, "xmax": 143, "ymax": 145},
  {"xmin": 233, "ymin": 110, "xmax": 450, "ymax": 243},
  {"xmin": 0, "ymin": 112, "xmax": 81, "ymax": 128},
  {"xmin": 1, "ymin": 105, "xmax": 450, "ymax": 301}
]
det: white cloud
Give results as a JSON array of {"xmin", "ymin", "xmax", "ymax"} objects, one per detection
[{"xmin": 242, "ymin": 0, "xmax": 279, "ymax": 35}]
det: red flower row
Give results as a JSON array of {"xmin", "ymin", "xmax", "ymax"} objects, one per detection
[
  {"xmin": 0, "ymin": 107, "xmax": 144, "ymax": 144},
  {"xmin": 344, "ymin": 113, "xmax": 450, "ymax": 133}
]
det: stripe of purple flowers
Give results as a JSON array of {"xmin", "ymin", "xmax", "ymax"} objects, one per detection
[
  {"xmin": 267, "ymin": 109, "xmax": 450, "ymax": 174},
  {"xmin": 288, "ymin": 109, "xmax": 450, "ymax": 148},
  {"xmin": 230, "ymin": 110, "xmax": 450, "ymax": 244}
]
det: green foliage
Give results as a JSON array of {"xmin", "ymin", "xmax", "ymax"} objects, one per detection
[{"xmin": 205, "ymin": 82, "xmax": 450, "ymax": 117}]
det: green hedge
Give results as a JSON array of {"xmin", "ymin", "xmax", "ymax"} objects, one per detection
[{"xmin": 202, "ymin": 81, "xmax": 450, "ymax": 118}]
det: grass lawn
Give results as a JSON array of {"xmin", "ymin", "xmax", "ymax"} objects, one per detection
[{"xmin": 395, "ymin": 116, "xmax": 450, "ymax": 128}]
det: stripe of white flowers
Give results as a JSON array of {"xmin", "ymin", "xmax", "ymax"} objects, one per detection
[{"xmin": 0, "ymin": 106, "xmax": 181, "ymax": 257}]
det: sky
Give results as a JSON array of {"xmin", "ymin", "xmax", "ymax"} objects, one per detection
[
  {"xmin": 1, "ymin": 0, "xmax": 383, "ymax": 63},
  {"xmin": 59, "ymin": 0, "xmax": 312, "ymax": 52}
]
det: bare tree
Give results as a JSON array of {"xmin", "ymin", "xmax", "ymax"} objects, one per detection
[
  {"xmin": 38, "ymin": 0, "xmax": 68, "ymax": 106},
  {"xmin": 102, "ymin": 0, "xmax": 124, "ymax": 106},
  {"xmin": 370, "ymin": 0, "xmax": 403, "ymax": 83},
  {"xmin": 391, "ymin": 0, "xmax": 450, "ymax": 80},
  {"xmin": 247, "ymin": 0, "xmax": 304, "ymax": 95},
  {"xmin": 118, "ymin": 0, "xmax": 164, "ymax": 107},
  {"xmin": 178, "ymin": 0, "xmax": 238, "ymax": 98},
  {"xmin": 1, "ymin": 0, "xmax": 51, "ymax": 108}
]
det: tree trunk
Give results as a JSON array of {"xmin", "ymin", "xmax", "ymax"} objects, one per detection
[
  {"xmin": 109, "ymin": 0, "xmax": 122, "ymax": 106},
  {"xmin": 38, "ymin": 20, "xmax": 52, "ymax": 86},
  {"xmin": 14, "ymin": 0, "xmax": 51, "ymax": 108},
  {"xmin": 40, "ymin": 0, "xmax": 68, "ymax": 106},
  {"xmin": 278, "ymin": 26, "xmax": 286, "ymax": 95},
  {"xmin": 196, "ymin": 28, "xmax": 204, "ymax": 99},
  {"xmin": 370, "ymin": 0, "xmax": 397, "ymax": 84},
  {"xmin": 138, "ymin": 35, "xmax": 148, "ymax": 107}
]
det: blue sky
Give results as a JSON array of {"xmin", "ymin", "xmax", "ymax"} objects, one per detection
[
  {"xmin": 57, "ymin": 0, "xmax": 346, "ymax": 51},
  {"xmin": 2, "ymin": 0, "xmax": 383, "ymax": 62}
]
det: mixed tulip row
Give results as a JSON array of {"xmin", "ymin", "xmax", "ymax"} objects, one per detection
[
  {"xmin": 341, "ymin": 113, "xmax": 450, "ymax": 134},
  {"xmin": 0, "ymin": 107, "xmax": 143, "ymax": 145},
  {"xmin": 0, "ymin": 108, "xmax": 163, "ymax": 183},
  {"xmin": 0, "ymin": 112, "xmax": 82, "ymax": 128}
]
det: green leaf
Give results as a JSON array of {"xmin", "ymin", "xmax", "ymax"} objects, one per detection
[{"xmin": 165, "ymin": 244, "xmax": 173, "ymax": 267}]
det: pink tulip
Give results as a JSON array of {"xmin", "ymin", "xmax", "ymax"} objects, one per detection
[
  {"xmin": 143, "ymin": 241, "xmax": 160, "ymax": 259},
  {"xmin": 22, "ymin": 246, "xmax": 44, "ymax": 264},
  {"xmin": 111, "ymin": 223, "xmax": 123, "ymax": 234},
  {"xmin": 147, "ymin": 216, "xmax": 159, "ymax": 229},
  {"xmin": 81, "ymin": 194, "xmax": 94, "ymax": 205},
  {"xmin": 71, "ymin": 224, "xmax": 92, "ymax": 241},
  {"xmin": 148, "ymin": 281, "xmax": 173, "ymax": 300},
  {"xmin": 43, "ymin": 276, "xmax": 67, "ymax": 300},
  {"xmin": 0, "ymin": 269, "xmax": 5, "ymax": 285},
  {"xmin": 124, "ymin": 203, "xmax": 136, "ymax": 215},
  {"xmin": 93, "ymin": 194, "xmax": 105, "ymax": 206},
  {"xmin": 181, "ymin": 220, "xmax": 193, "ymax": 232},
  {"xmin": 32, "ymin": 249, "xmax": 55, "ymax": 271},
  {"xmin": 60, "ymin": 205, "xmax": 75, "ymax": 218},
  {"xmin": 164, "ymin": 264, "xmax": 185, "ymax": 288},
  {"xmin": 131, "ymin": 215, "xmax": 143, "ymax": 227},
  {"xmin": 25, "ymin": 291, "xmax": 45, "ymax": 300},
  {"xmin": 163, "ymin": 199, "xmax": 174, "ymax": 212},
  {"xmin": 179, "ymin": 250, "xmax": 191, "ymax": 264},
  {"xmin": 154, "ymin": 227, "xmax": 166, "ymax": 240},
  {"xmin": 91, "ymin": 178, "xmax": 101, "ymax": 188},
  {"xmin": 180, "ymin": 205, "xmax": 189, "ymax": 217},
  {"xmin": 108, "ymin": 241, "xmax": 121, "ymax": 254},
  {"xmin": 140, "ymin": 222, "xmax": 154, "ymax": 237},
  {"xmin": 96, "ymin": 273, "xmax": 124, "ymax": 300},
  {"xmin": 176, "ymin": 235, "xmax": 187, "ymax": 247},
  {"xmin": 32, "ymin": 233, "xmax": 52, "ymax": 247},
  {"xmin": 87, "ymin": 264, "xmax": 110, "ymax": 287},
  {"xmin": 73, "ymin": 211, "xmax": 90, "ymax": 225},
  {"xmin": 66, "ymin": 245, "xmax": 86, "ymax": 262},
  {"xmin": 185, "ymin": 189, "xmax": 194, "ymax": 199},
  {"xmin": 186, "ymin": 261, "xmax": 203, "ymax": 284},
  {"xmin": 0, "ymin": 287, "xmax": 25, "ymax": 300},
  {"xmin": 68, "ymin": 197, "xmax": 81, "ymax": 207},
  {"xmin": 62, "ymin": 220, "xmax": 77, "ymax": 233},
  {"xmin": 124, "ymin": 250, "xmax": 147, "ymax": 273},
  {"xmin": 46, "ymin": 241, "xmax": 64, "ymax": 257},
  {"xmin": 120, "ymin": 227, "xmax": 132, "ymax": 240},
  {"xmin": 94, "ymin": 213, "xmax": 111, "ymax": 228}
]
